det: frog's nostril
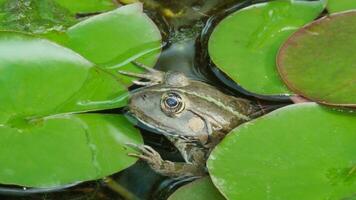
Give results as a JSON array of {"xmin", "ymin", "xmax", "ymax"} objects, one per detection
[{"xmin": 141, "ymin": 94, "xmax": 147, "ymax": 100}]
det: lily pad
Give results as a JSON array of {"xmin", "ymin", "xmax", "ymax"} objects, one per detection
[
  {"xmin": 208, "ymin": 103, "xmax": 356, "ymax": 200},
  {"xmin": 327, "ymin": 0, "xmax": 356, "ymax": 13},
  {"xmin": 0, "ymin": 0, "xmax": 77, "ymax": 34},
  {"xmin": 208, "ymin": 0, "xmax": 325, "ymax": 96},
  {"xmin": 54, "ymin": 0, "xmax": 117, "ymax": 14},
  {"xmin": 277, "ymin": 11, "xmax": 356, "ymax": 107},
  {"xmin": 0, "ymin": 32, "xmax": 142, "ymax": 187},
  {"xmin": 0, "ymin": 2, "xmax": 162, "ymax": 86},
  {"xmin": 0, "ymin": 32, "xmax": 129, "ymax": 119},
  {"xmin": 168, "ymin": 177, "xmax": 225, "ymax": 200},
  {"xmin": 0, "ymin": 114, "xmax": 141, "ymax": 188},
  {"xmin": 64, "ymin": 3, "xmax": 162, "ymax": 86}
]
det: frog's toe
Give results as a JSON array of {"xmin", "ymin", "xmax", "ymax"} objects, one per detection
[
  {"xmin": 118, "ymin": 61, "xmax": 164, "ymax": 87},
  {"xmin": 125, "ymin": 142, "xmax": 142, "ymax": 152},
  {"xmin": 125, "ymin": 142, "xmax": 139, "ymax": 148},
  {"xmin": 127, "ymin": 153, "xmax": 150, "ymax": 161},
  {"xmin": 126, "ymin": 143, "xmax": 158, "ymax": 156},
  {"xmin": 131, "ymin": 61, "xmax": 160, "ymax": 73},
  {"xmin": 128, "ymin": 151, "xmax": 162, "ymax": 166},
  {"xmin": 117, "ymin": 70, "xmax": 151, "ymax": 80},
  {"xmin": 126, "ymin": 143, "xmax": 163, "ymax": 166},
  {"xmin": 141, "ymin": 145, "xmax": 161, "ymax": 157}
]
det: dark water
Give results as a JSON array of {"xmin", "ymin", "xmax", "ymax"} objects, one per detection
[{"xmin": 0, "ymin": 0, "xmax": 294, "ymax": 199}]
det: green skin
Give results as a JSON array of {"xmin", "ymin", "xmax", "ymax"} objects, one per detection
[{"xmin": 122, "ymin": 63, "xmax": 258, "ymax": 177}]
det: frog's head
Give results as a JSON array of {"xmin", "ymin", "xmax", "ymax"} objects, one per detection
[
  {"xmin": 120, "ymin": 62, "xmax": 255, "ymax": 143},
  {"xmin": 127, "ymin": 71, "xmax": 210, "ymax": 140}
]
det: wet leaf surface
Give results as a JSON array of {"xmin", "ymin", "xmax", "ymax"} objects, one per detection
[
  {"xmin": 278, "ymin": 11, "xmax": 356, "ymax": 107},
  {"xmin": 54, "ymin": 0, "xmax": 117, "ymax": 14},
  {"xmin": 327, "ymin": 0, "xmax": 356, "ymax": 13},
  {"xmin": 0, "ymin": 3, "xmax": 163, "ymax": 187},
  {"xmin": 0, "ymin": 114, "xmax": 142, "ymax": 188},
  {"xmin": 0, "ymin": 32, "xmax": 129, "ymax": 118},
  {"xmin": 208, "ymin": 103, "xmax": 356, "ymax": 200},
  {"xmin": 208, "ymin": 0, "xmax": 324, "ymax": 95},
  {"xmin": 64, "ymin": 3, "xmax": 162, "ymax": 86},
  {"xmin": 0, "ymin": 32, "xmax": 142, "ymax": 187},
  {"xmin": 0, "ymin": 0, "xmax": 77, "ymax": 34},
  {"xmin": 0, "ymin": 2, "xmax": 162, "ymax": 86},
  {"xmin": 168, "ymin": 177, "xmax": 225, "ymax": 200}
]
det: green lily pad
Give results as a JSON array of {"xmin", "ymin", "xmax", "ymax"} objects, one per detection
[
  {"xmin": 0, "ymin": 32, "xmax": 142, "ymax": 187},
  {"xmin": 64, "ymin": 3, "xmax": 162, "ymax": 86},
  {"xmin": 208, "ymin": 0, "xmax": 325, "ymax": 96},
  {"xmin": 277, "ymin": 11, "xmax": 356, "ymax": 107},
  {"xmin": 168, "ymin": 177, "xmax": 225, "ymax": 200},
  {"xmin": 54, "ymin": 0, "xmax": 116, "ymax": 14},
  {"xmin": 327, "ymin": 0, "xmax": 356, "ymax": 13},
  {"xmin": 208, "ymin": 103, "xmax": 356, "ymax": 200},
  {"xmin": 0, "ymin": 2, "xmax": 162, "ymax": 85},
  {"xmin": 0, "ymin": 114, "xmax": 141, "ymax": 188},
  {"xmin": 0, "ymin": 32, "xmax": 128, "ymax": 119},
  {"xmin": 0, "ymin": 0, "xmax": 117, "ymax": 35},
  {"xmin": 0, "ymin": 0, "xmax": 77, "ymax": 34}
]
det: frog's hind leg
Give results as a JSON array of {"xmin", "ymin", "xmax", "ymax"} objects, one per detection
[
  {"xmin": 126, "ymin": 143, "xmax": 207, "ymax": 177},
  {"xmin": 118, "ymin": 61, "xmax": 164, "ymax": 86}
]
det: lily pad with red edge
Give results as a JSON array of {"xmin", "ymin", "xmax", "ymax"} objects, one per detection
[
  {"xmin": 0, "ymin": 32, "xmax": 143, "ymax": 187},
  {"xmin": 168, "ymin": 177, "xmax": 225, "ymax": 200},
  {"xmin": 208, "ymin": 103, "xmax": 356, "ymax": 200},
  {"xmin": 277, "ymin": 11, "xmax": 356, "ymax": 107},
  {"xmin": 208, "ymin": 0, "xmax": 325, "ymax": 96},
  {"xmin": 327, "ymin": 0, "xmax": 356, "ymax": 13}
]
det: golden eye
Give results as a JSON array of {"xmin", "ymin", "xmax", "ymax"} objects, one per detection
[{"xmin": 161, "ymin": 92, "xmax": 185, "ymax": 116}]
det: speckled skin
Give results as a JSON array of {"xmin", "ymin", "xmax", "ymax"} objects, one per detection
[{"xmin": 125, "ymin": 69, "xmax": 258, "ymax": 177}]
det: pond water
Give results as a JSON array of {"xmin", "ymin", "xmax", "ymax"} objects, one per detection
[{"xmin": 0, "ymin": 0, "xmax": 292, "ymax": 199}]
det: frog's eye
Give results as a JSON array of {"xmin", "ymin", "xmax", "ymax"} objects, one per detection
[{"xmin": 161, "ymin": 92, "xmax": 185, "ymax": 116}]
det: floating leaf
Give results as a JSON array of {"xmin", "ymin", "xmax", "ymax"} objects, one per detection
[
  {"xmin": 168, "ymin": 177, "xmax": 225, "ymax": 200},
  {"xmin": 0, "ymin": 114, "xmax": 141, "ymax": 188},
  {"xmin": 0, "ymin": 2, "xmax": 162, "ymax": 84},
  {"xmin": 0, "ymin": 0, "xmax": 76, "ymax": 34},
  {"xmin": 0, "ymin": 32, "xmax": 128, "ymax": 119},
  {"xmin": 208, "ymin": 103, "xmax": 356, "ymax": 200},
  {"xmin": 327, "ymin": 0, "xmax": 356, "ymax": 13},
  {"xmin": 208, "ymin": 0, "xmax": 325, "ymax": 95},
  {"xmin": 277, "ymin": 11, "xmax": 356, "ymax": 107},
  {"xmin": 54, "ymin": 0, "xmax": 116, "ymax": 14},
  {"xmin": 64, "ymin": 3, "xmax": 162, "ymax": 85},
  {"xmin": 0, "ymin": 32, "xmax": 142, "ymax": 187}
]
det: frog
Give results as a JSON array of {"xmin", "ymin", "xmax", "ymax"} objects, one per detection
[{"xmin": 120, "ymin": 61, "xmax": 261, "ymax": 177}]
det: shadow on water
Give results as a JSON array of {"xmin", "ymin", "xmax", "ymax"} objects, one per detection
[{"xmin": 0, "ymin": 0, "xmax": 294, "ymax": 199}]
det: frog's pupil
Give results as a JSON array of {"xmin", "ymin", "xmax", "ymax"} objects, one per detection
[{"xmin": 166, "ymin": 97, "xmax": 178, "ymax": 108}]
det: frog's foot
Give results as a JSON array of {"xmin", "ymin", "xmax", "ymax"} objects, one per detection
[
  {"xmin": 118, "ymin": 61, "xmax": 164, "ymax": 87},
  {"xmin": 126, "ymin": 142, "xmax": 164, "ymax": 169},
  {"xmin": 126, "ymin": 143, "xmax": 206, "ymax": 177}
]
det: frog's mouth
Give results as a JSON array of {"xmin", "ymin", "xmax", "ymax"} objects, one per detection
[{"xmin": 126, "ymin": 109, "xmax": 192, "ymax": 140}]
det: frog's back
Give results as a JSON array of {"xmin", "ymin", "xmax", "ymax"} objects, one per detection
[{"xmin": 178, "ymin": 80, "xmax": 258, "ymax": 133}]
